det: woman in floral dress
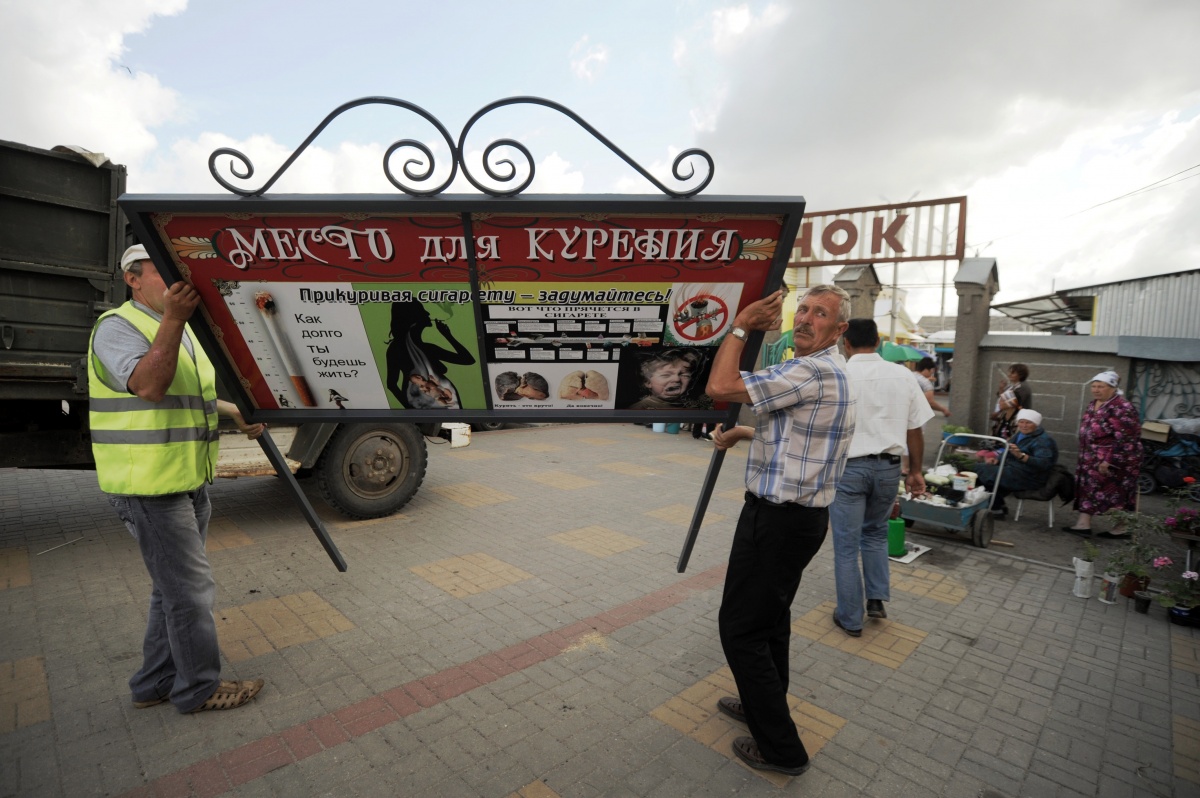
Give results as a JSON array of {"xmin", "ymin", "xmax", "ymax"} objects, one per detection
[{"xmin": 1063, "ymin": 370, "xmax": 1143, "ymax": 538}]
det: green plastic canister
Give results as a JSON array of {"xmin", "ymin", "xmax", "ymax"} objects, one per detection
[{"xmin": 887, "ymin": 517, "xmax": 907, "ymax": 557}]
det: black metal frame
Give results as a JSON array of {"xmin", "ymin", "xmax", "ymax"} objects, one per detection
[{"xmin": 205, "ymin": 95, "xmax": 714, "ymax": 199}]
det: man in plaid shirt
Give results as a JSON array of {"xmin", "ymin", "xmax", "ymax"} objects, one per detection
[{"xmin": 706, "ymin": 284, "xmax": 855, "ymax": 777}]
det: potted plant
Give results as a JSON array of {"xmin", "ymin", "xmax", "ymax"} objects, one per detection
[
  {"xmin": 1104, "ymin": 488, "xmax": 1196, "ymax": 605},
  {"xmin": 1102, "ymin": 535, "xmax": 1157, "ymax": 598},
  {"xmin": 1072, "ymin": 540, "xmax": 1099, "ymax": 599},
  {"xmin": 1101, "ymin": 505, "xmax": 1175, "ymax": 598},
  {"xmin": 1154, "ymin": 562, "xmax": 1200, "ymax": 626}
]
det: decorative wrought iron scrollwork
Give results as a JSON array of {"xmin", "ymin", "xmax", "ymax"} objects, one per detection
[
  {"xmin": 1132, "ymin": 360, "xmax": 1200, "ymax": 420},
  {"xmin": 208, "ymin": 96, "xmax": 714, "ymax": 198},
  {"xmin": 208, "ymin": 97, "xmax": 458, "ymax": 197}
]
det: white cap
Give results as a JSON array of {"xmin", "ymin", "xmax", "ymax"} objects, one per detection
[
  {"xmin": 1015, "ymin": 409, "xmax": 1043, "ymax": 426},
  {"xmin": 1090, "ymin": 370, "xmax": 1120, "ymax": 387},
  {"xmin": 120, "ymin": 244, "xmax": 149, "ymax": 272}
]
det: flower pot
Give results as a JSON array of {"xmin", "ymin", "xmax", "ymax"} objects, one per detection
[
  {"xmin": 1071, "ymin": 557, "xmax": 1095, "ymax": 599},
  {"xmin": 1118, "ymin": 573, "xmax": 1150, "ymax": 599},
  {"xmin": 1168, "ymin": 605, "xmax": 1200, "ymax": 627},
  {"xmin": 1133, "ymin": 590, "xmax": 1153, "ymax": 614},
  {"xmin": 1098, "ymin": 573, "xmax": 1120, "ymax": 604}
]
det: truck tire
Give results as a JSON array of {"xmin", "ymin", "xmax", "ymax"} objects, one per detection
[{"xmin": 314, "ymin": 423, "xmax": 427, "ymax": 519}]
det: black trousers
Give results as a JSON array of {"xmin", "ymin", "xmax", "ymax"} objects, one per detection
[{"xmin": 719, "ymin": 493, "xmax": 828, "ymax": 767}]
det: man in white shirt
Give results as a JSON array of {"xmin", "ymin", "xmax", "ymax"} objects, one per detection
[{"xmin": 830, "ymin": 319, "xmax": 932, "ymax": 636}]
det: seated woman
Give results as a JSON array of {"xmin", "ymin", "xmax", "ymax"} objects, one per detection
[
  {"xmin": 973, "ymin": 409, "xmax": 1058, "ymax": 519},
  {"xmin": 990, "ymin": 362, "xmax": 1032, "ymax": 438}
]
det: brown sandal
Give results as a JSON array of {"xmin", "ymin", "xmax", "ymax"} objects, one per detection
[
  {"xmin": 731, "ymin": 736, "xmax": 810, "ymax": 776},
  {"xmin": 190, "ymin": 679, "xmax": 264, "ymax": 712},
  {"xmin": 717, "ymin": 696, "xmax": 746, "ymax": 723}
]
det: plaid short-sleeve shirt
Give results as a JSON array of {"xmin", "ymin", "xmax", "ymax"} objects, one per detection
[{"xmin": 740, "ymin": 344, "xmax": 855, "ymax": 507}]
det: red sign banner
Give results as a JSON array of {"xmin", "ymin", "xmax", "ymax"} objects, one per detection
[{"xmin": 125, "ymin": 196, "xmax": 803, "ymax": 424}]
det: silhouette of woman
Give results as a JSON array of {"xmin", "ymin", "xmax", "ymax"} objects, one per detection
[{"xmin": 384, "ymin": 301, "xmax": 474, "ymax": 409}]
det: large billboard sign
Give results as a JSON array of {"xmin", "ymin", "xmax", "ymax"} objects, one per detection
[
  {"xmin": 122, "ymin": 195, "xmax": 804, "ymax": 425},
  {"xmin": 789, "ymin": 196, "xmax": 966, "ymax": 266}
]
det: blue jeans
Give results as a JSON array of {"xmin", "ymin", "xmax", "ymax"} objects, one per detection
[
  {"xmin": 109, "ymin": 485, "xmax": 221, "ymax": 713},
  {"xmin": 830, "ymin": 458, "xmax": 901, "ymax": 631}
]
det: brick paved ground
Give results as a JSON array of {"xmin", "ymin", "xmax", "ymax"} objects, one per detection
[{"xmin": 1, "ymin": 422, "xmax": 1197, "ymax": 797}]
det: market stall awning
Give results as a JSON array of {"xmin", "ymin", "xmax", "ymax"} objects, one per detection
[{"xmin": 990, "ymin": 293, "xmax": 1095, "ymax": 332}]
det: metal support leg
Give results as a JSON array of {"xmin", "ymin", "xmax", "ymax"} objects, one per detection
[
  {"xmin": 677, "ymin": 406, "xmax": 742, "ymax": 573},
  {"xmin": 256, "ymin": 429, "xmax": 347, "ymax": 572}
]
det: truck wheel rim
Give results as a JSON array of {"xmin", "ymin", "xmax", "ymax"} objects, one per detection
[{"xmin": 342, "ymin": 431, "xmax": 410, "ymax": 499}]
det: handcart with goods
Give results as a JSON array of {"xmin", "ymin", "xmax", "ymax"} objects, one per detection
[
  {"xmin": 899, "ymin": 433, "xmax": 1010, "ymax": 548},
  {"xmin": 1138, "ymin": 420, "xmax": 1200, "ymax": 500}
]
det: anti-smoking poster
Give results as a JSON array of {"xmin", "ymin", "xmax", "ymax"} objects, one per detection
[{"xmin": 137, "ymin": 205, "xmax": 795, "ymax": 420}]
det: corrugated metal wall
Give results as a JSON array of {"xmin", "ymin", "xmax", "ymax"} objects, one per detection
[{"xmin": 1065, "ymin": 271, "xmax": 1200, "ymax": 337}]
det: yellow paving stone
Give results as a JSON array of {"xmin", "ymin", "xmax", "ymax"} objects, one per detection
[
  {"xmin": 656, "ymin": 452, "xmax": 713, "ymax": 467},
  {"xmin": 550, "ymin": 526, "xmax": 646, "ymax": 558},
  {"xmin": 430, "ymin": 482, "xmax": 516, "ymax": 507},
  {"xmin": 0, "ymin": 547, "xmax": 31, "ymax": 591},
  {"xmin": 328, "ymin": 515, "xmax": 407, "ymax": 535},
  {"xmin": 1171, "ymin": 627, "xmax": 1200, "ymax": 676},
  {"xmin": 506, "ymin": 780, "xmax": 560, "ymax": 798},
  {"xmin": 793, "ymin": 601, "xmax": 928, "ymax": 669},
  {"xmin": 516, "ymin": 443, "xmax": 562, "ymax": 453},
  {"xmin": 1175, "ymin": 715, "xmax": 1200, "ymax": 784},
  {"xmin": 645, "ymin": 503, "xmax": 726, "ymax": 526},
  {"xmin": 524, "ymin": 471, "xmax": 601, "ymax": 490},
  {"xmin": 446, "ymin": 449, "xmax": 501, "ymax": 461},
  {"xmin": 0, "ymin": 656, "xmax": 51, "ymax": 733},
  {"xmin": 215, "ymin": 591, "xmax": 354, "ymax": 663},
  {"xmin": 718, "ymin": 488, "xmax": 747, "ymax": 502},
  {"xmin": 890, "ymin": 564, "xmax": 969, "ymax": 605},
  {"xmin": 651, "ymin": 666, "xmax": 846, "ymax": 786},
  {"xmin": 313, "ymin": 500, "xmax": 406, "ymax": 531},
  {"xmin": 576, "ymin": 436, "xmax": 620, "ymax": 446},
  {"xmin": 599, "ymin": 461, "xmax": 661, "ymax": 477},
  {"xmin": 205, "ymin": 519, "xmax": 254, "ymax": 552},
  {"xmin": 653, "ymin": 704, "xmax": 697, "ymax": 735},
  {"xmin": 410, "ymin": 553, "xmax": 533, "ymax": 598}
]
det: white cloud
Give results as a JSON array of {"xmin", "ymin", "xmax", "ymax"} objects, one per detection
[
  {"xmin": 964, "ymin": 108, "xmax": 1200, "ymax": 303},
  {"xmin": 672, "ymin": 36, "xmax": 688, "ymax": 65},
  {"xmin": 692, "ymin": 1, "xmax": 1200, "ymax": 316},
  {"xmin": 528, "ymin": 152, "xmax": 585, "ymax": 193},
  {"xmin": 710, "ymin": 3, "xmax": 789, "ymax": 54},
  {"xmin": 140, "ymin": 133, "xmax": 461, "ymax": 194},
  {"xmin": 0, "ymin": 0, "xmax": 186, "ymax": 167},
  {"xmin": 570, "ymin": 35, "xmax": 609, "ymax": 82},
  {"xmin": 689, "ymin": 85, "xmax": 727, "ymax": 134}
]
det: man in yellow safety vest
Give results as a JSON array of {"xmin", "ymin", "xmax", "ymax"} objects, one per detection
[{"xmin": 89, "ymin": 244, "xmax": 266, "ymax": 713}]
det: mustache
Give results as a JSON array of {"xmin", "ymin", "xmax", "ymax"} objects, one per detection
[{"xmin": 795, "ymin": 325, "xmax": 814, "ymax": 336}]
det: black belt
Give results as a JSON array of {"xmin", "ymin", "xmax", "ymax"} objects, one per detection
[
  {"xmin": 850, "ymin": 453, "xmax": 902, "ymax": 464},
  {"xmin": 744, "ymin": 491, "xmax": 799, "ymax": 507}
]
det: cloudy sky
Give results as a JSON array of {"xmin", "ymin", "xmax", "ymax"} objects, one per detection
[{"xmin": 3, "ymin": 0, "xmax": 1198, "ymax": 320}]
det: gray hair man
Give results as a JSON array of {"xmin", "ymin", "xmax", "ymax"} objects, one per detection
[{"xmin": 704, "ymin": 285, "xmax": 856, "ymax": 776}]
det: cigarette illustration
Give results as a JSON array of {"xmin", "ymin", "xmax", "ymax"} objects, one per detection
[{"xmin": 254, "ymin": 291, "xmax": 316, "ymax": 407}]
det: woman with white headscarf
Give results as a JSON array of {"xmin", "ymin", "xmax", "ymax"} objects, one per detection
[
  {"xmin": 972, "ymin": 408, "xmax": 1058, "ymax": 519},
  {"xmin": 1063, "ymin": 370, "xmax": 1143, "ymax": 538}
]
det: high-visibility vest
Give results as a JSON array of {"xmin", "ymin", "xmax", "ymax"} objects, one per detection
[{"xmin": 88, "ymin": 302, "xmax": 219, "ymax": 495}]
